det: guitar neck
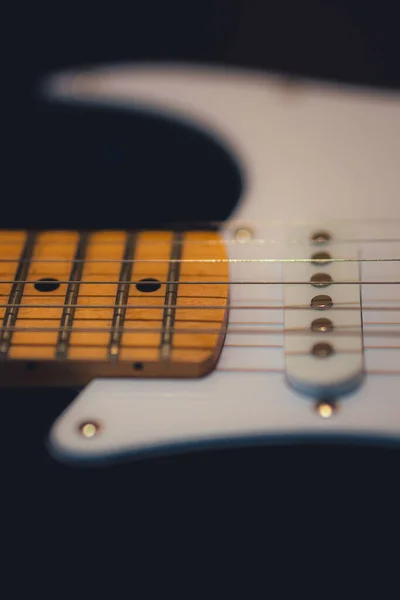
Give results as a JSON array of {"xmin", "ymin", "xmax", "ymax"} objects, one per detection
[{"xmin": 0, "ymin": 229, "xmax": 228, "ymax": 386}]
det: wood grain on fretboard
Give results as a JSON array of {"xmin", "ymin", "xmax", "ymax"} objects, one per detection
[{"xmin": 0, "ymin": 230, "xmax": 228, "ymax": 385}]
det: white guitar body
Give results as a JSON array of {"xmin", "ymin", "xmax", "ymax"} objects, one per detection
[{"xmin": 43, "ymin": 64, "xmax": 400, "ymax": 462}]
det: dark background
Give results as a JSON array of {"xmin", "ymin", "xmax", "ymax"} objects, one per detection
[
  {"xmin": 8, "ymin": 0, "xmax": 400, "ymax": 229},
  {"xmin": 18, "ymin": 0, "xmax": 400, "ymax": 88},
  {"xmin": 5, "ymin": 0, "xmax": 400, "ymax": 584}
]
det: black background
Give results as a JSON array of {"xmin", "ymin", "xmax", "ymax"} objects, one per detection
[{"xmin": 5, "ymin": 0, "xmax": 400, "ymax": 586}]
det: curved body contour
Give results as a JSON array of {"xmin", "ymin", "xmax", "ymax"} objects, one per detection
[{"xmin": 42, "ymin": 64, "xmax": 400, "ymax": 461}]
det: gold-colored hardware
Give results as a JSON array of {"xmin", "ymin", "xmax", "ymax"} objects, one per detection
[
  {"xmin": 315, "ymin": 401, "xmax": 337, "ymax": 418},
  {"xmin": 234, "ymin": 227, "xmax": 254, "ymax": 243},
  {"xmin": 79, "ymin": 422, "xmax": 100, "ymax": 438}
]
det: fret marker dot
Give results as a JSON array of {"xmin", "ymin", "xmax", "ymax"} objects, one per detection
[
  {"xmin": 136, "ymin": 278, "xmax": 161, "ymax": 293},
  {"xmin": 34, "ymin": 278, "xmax": 61, "ymax": 292}
]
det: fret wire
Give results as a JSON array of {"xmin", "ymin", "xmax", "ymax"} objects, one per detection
[
  {"xmin": 0, "ymin": 232, "xmax": 36, "ymax": 358},
  {"xmin": 160, "ymin": 232, "xmax": 183, "ymax": 360},
  {"xmin": 55, "ymin": 232, "xmax": 90, "ymax": 358},
  {"xmin": 108, "ymin": 232, "xmax": 136, "ymax": 359}
]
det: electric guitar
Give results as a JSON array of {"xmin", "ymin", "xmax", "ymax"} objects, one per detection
[{"xmin": 3, "ymin": 63, "xmax": 400, "ymax": 463}]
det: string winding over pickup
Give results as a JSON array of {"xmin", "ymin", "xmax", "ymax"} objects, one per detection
[
  {"xmin": 0, "ymin": 229, "xmax": 229, "ymax": 386},
  {"xmin": 283, "ymin": 228, "xmax": 364, "ymax": 399}
]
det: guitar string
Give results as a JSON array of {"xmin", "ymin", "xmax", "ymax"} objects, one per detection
[
  {"xmin": 7, "ymin": 316, "xmax": 400, "ymax": 327},
  {"xmin": 0, "ymin": 325, "xmax": 399, "ymax": 336},
  {"xmin": 1, "ymin": 237, "xmax": 400, "ymax": 245},
  {"xmin": 1, "ymin": 279, "xmax": 400, "ymax": 286},
  {"xmin": 8, "ymin": 341, "xmax": 400, "ymax": 350},
  {"xmin": 0, "ymin": 294, "xmax": 225, "ymax": 299},
  {"xmin": 0, "ymin": 257, "xmax": 399, "ymax": 263},
  {"xmin": 1, "ymin": 241, "xmax": 400, "ymax": 340},
  {"xmin": 6, "ymin": 343, "xmax": 400, "ymax": 356},
  {"xmin": 5, "ymin": 344, "xmax": 400, "ymax": 375},
  {"xmin": 215, "ymin": 367, "xmax": 400, "ymax": 376},
  {"xmin": 2, "ymin": 295, "xmax": 400, "ymax": 309},
  {"xmin": 2, "ymin": 239, "xmax": 400, "ymax": 361},
  {"xmin": 1, "ymin": 302, "xmax": 400, "ymax": 310}
]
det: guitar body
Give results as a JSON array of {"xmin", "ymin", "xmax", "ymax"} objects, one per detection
[{"xmin": 30, "ymin": 64, "xmax": 400, "ymax": 461}]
